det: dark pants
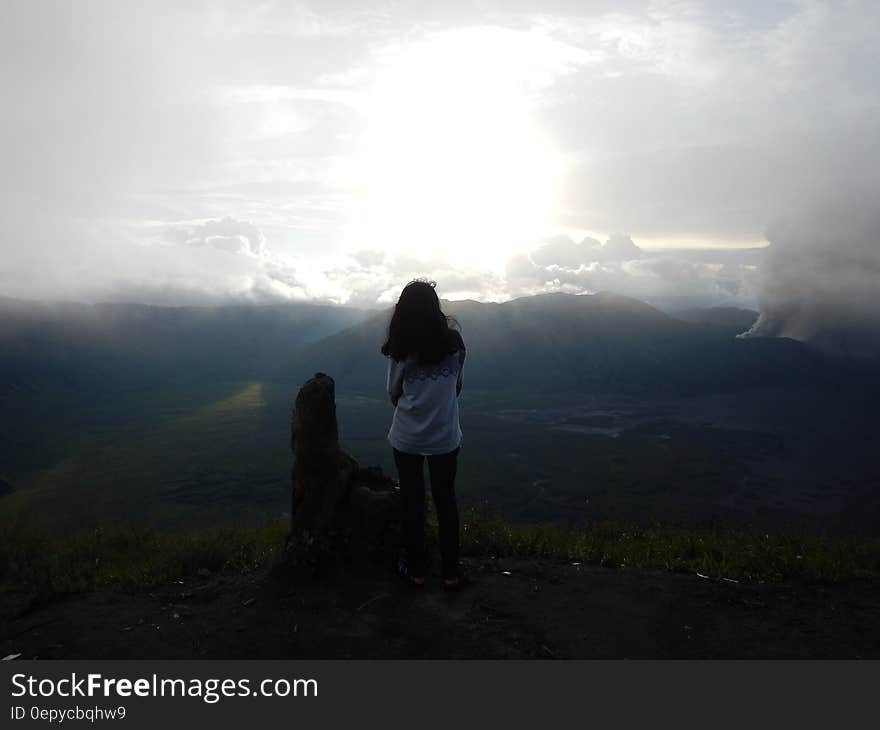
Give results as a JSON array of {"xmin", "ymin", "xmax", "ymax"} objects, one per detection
[{"xmin": 393, "ymin": 447, "xmax": 460, "ymax": 580}]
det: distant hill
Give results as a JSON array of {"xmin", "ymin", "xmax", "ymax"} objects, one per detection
[
  {"xmin": 670, "ymin": 306, "xmax": 759, "ymax": 337},
  {"xmin": 0, "ymin": 291, "xmax": 859, "ymax": 401},
  {"xmin": 291, "ymin": 292, "xmax": 832, "ymax": 396},
  {"xmin": 0, "ymin": 297, "xmax": 368, "ymax": 398}
]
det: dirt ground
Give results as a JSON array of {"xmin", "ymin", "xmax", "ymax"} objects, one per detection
[{"xmin": 3, "ymin": 558, "xmax": 879, "ymax": 659}]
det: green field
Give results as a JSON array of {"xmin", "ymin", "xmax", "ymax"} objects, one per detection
[{"xmin": 1, "ymin": 381, "xmax": 294, "ymax": 530}]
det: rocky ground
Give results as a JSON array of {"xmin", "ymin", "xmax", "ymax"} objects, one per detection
[{"xmin": 3, "ymin": 558, "xmax": 879, "ymax": 659}]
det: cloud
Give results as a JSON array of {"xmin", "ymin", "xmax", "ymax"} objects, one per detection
[
  {"xmin": 166, "ymin": 217, "xmax": 267, "ymax": 256},
  {"xmin": 0, "ymin": 212, "xmax": 312, "ymax": 307},
  {"xmin": 552, "ymin": 2, "xmax": 880, "ymax": 240},
  {"xmin": 506, "ymin": 234, "xmax": 758, "ymax": 310},
  {"xmin": 349, "ymin": 249, "xmax": 387, "ymax": 267},
  {"xmin": 530, "ymin": 234, "xmax": 642, "ymax": 268},
  {"xmin": 0, "ymin": 0, "xmax": 878, "ymax": 337},
  {"xmin": 530, "ymin": 235, "xmax": 602, "ymax": 268},
  {"xmin": 321, "ymin": 252, "xmax": 509, "ymax": 307},
  {"xmin": 741, "ymin": 191, "xmax": 880, "ymax": 357},
  {"xmin": 601, "ymin": 234, "xmax": 642, "ymax": 261}
]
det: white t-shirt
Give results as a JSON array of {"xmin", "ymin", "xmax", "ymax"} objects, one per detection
[{"xmin": 386, "ymin": 348, "xmax": 465, "ymax": 455}]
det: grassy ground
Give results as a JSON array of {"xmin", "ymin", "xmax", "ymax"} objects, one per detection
[
  {"xmin": 461, "ymin": 510, "xmax": 880, "ymax": 582},
  {"xmin": 3, "ymin": 509, "xmax": 879, "ymax": 622}
]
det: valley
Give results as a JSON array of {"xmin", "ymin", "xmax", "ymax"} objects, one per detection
[{"xmin": 1, "ymin": 291, "xmax": 877, "ymax": 535}]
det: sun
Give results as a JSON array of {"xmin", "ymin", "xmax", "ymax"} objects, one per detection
[{"xmin": 351, "ymin": 30, "xmax": 563, "ymax": 272}]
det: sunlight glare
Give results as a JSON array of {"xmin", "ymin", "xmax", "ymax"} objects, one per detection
[{"xmin": 353, "ymin": 32, "xmax": 563, "ymax": 272}]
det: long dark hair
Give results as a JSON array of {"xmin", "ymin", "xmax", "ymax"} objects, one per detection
[{"xmin": 381, "ymin": 279, "xmax": 463, "ymax": 365}]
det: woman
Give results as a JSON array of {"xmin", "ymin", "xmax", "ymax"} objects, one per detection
[{"xmin": 382, "ymin": 280, "xmax": 466, "ymax": 590}]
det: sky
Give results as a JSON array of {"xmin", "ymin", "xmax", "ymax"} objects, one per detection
[{"xmin": 1, "ymin": 1, "xmax": 879, "ymax": 339}]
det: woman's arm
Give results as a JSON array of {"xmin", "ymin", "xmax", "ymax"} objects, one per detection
[
  {"xmin": 456, "ymin": 348, "xmax": 466, "ymax": 397},
  {"xmin": 387, "ymin": 358, "xmax": 404, "ymax": 406}
]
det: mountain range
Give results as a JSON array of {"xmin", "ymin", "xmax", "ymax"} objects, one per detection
[
  {"xmin": 293, "ymin": 292, "xmax": 843, "ymax": 396},
  {"xmin": 1, "ymin": 291, "xmax": 864, "ymax": 400},
  {"xmin": 0, "ymin": 296, "xmax": 365, "ymax": 398},
  {"xmin": 1, "ymin": 290, "xmax": 878, "ymax": 534}
]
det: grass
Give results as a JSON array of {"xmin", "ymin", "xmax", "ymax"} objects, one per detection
[
  {"xmin": 458, "ymin": 509, "xmax": 880, "ymax": 583},
  {"xmin": 0, "ymin": 522, "xmax": 288, "ymax": 620},
  {"xmin": 3, "ymin": 511, "xmax": 879, "ymax": 621}
]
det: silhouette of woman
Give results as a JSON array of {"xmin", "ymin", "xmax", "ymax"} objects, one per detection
[{"xmin": 382, "ymin": 280, "xmax": 466, "ymax": 590}]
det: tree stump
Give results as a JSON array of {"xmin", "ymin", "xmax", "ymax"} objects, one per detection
[
  {"xmin": 290, "ymin": 373, "xmax": 356, "ymax": 536},
  {"xmin": 285, "ymin": 373, "xmax": 399, "ymax": 572}
]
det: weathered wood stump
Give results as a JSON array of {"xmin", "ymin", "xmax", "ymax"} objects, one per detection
[
  {"xmin": 285, "ymin": 373, "xmax": 399, "ymax": 572},
  {"xmin": 290, "ymin": 373, "xmax": 356, "ymax": 535}
]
